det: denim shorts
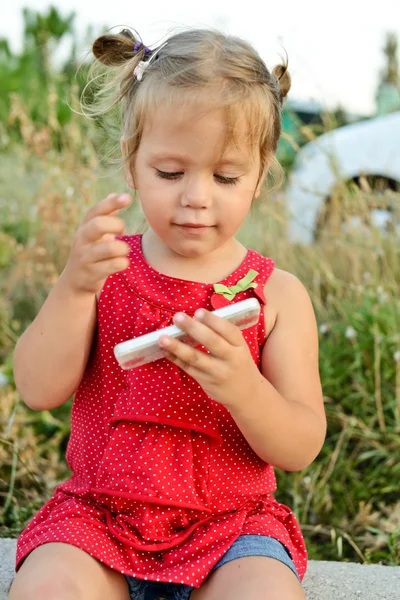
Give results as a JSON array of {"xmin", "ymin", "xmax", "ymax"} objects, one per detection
[{"xmin": 124, "ymin": 534, "xmax": 300, "ymax": 600}]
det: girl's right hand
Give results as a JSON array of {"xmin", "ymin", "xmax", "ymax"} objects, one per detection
[{"xmin": 62, "ymin": 193, "xmax": 132, "ymax": 295}]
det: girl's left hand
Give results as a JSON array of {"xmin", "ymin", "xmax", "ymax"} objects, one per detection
[{"xmin": 158, "ymin": 309, "xmax": 262, "ymax": 410}]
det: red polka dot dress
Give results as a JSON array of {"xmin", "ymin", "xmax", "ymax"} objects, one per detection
[{"xmin": 15, "ymin": 234, "xmax": 307, "ymax": 586}]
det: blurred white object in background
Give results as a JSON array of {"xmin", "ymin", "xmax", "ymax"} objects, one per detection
[{"xmin": 285, "ymin": 112, "xmax": 400, "ymax": 243}]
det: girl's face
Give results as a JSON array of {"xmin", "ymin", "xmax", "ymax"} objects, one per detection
[{"xmin": 129, "ymin": 101, "xmax": 263, "ymax": 259}]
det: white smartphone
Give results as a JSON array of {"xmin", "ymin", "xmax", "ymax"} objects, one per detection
[{"xmin": 114, "ymin": 297, "xmax": 260, "ymax": 370}]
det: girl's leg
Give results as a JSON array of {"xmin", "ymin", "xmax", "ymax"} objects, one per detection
[
  {"xmin": 189, "ymin": 556, "xmax": 306, "ymax": 600},
  {"xmin": 8, "ymin": 542, "xmax": 131, "ymax": 600}
]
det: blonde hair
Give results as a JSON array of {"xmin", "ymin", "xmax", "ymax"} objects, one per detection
[{"xmin": 84, "ymin": 27, "xmax": 291, "ymax": 188}]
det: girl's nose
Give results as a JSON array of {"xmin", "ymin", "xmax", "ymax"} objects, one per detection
[{"xmin": 181, "ymin": 176, "xmax": 211, "ymax": 208}]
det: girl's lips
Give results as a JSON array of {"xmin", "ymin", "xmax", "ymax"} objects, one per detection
[
  {"xmin": 174, "ymin": 224, "xmax": 213, "ymax": 234},
  {"xmin": 176, "ymin": 223, "xmax": 212, "ymax": 227}
]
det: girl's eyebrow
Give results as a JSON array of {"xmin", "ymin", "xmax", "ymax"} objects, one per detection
[
  {"xmin": 149, "ymin": 152, "xmax": 191, "ymax": 164},
  {"xmin": 149, "ymin": 152, "xmax": 250, "ymax": 168},
  {"xmin": 217, "ymin": 157, "xmax": 251, "ymax": 168}
]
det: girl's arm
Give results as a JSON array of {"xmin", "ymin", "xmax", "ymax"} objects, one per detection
[
  {"xmin": 227, "ymin": 270, "xmax": 326, "ymax": 471},
  {"xmin": 13, "ymin": 277, "xmax": 98, "ymax": 411},
  {"xmin": 157, "ymin": 267, "xmax": 326, "ymax": 471},
  {"xmin": 13, "ymin": 193, "xmax": 131, "ymax": 411}
]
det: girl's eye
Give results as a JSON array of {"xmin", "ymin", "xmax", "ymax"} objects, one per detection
[
  {"xmin": 155, "ymin": 170, "xmax": 182, "ymax": 180},
  {"xmin": 215, "ymin": 174, "xmax": 240, "ymax": 185},
  {"xmin": 155, "ymin": 170, "xmax": 240, "ymax": 185}
]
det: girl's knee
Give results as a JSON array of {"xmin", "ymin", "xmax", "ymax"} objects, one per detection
[
  {"xmin": 8, "ymin": 572, "xmax": 81, "ymax": 600},
  {"xmin": 9, "ymin": 543, "xmax": 130, "ymax": 600}
]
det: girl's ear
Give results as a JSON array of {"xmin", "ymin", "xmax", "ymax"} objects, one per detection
[{"xmin": 121, "ymin": 139, "xmax": 136, "ymax": 189}]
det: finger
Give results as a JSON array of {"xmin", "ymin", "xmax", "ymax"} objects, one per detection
[
  {"xmin": 171, "ymin": 313, "xmax": 228, "ymax": 359},
  {"xmin": 194, "ymin": 308, "xmax": 245, "ymax": 346},
  {"xmin": 101, "ymin": 256, "xmax": 131, "ymax": 274},
  {"xmin": 96, "ymin": 256, "xmax": 131, "ymax": 276},
  {"xmin": 158, "ymin": 335, "xmax": 212, "ymax": 374},
  {"xmin": 86, "ymin": 239, "xmax": 131, "ymax": 263},
  {"xmin": 192, "ymin": 309, "xmax": 245, "ymax": 347},
  {"xmin": 80, "ymin": 215, "xmax": 127, "ymax": 244},
  {"xmin": 161, "ymin": 348, "xmax": 206, "ymax": 380},
  {"xmin": 81, "ymin": 193, "xmax": 131, "ymax": 225}
]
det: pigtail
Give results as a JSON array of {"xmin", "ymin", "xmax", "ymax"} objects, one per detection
[
  {"xmin": 93, "ymin": 29, "xmax": 140, "ymax": 66},
  {"xmin": 90, "ymin": 28, "xmax": 156, "ymax": 98},
  {"xmin": 272, "ymin": 61, "xmax": 291, "ymax": 103},
  {"xmin": 79, "ymin": 26, "xmax": 146, "ymax": 165},
  {"xmin": 84, "ymin": 27, "xmax": 147, "ymax": 119}
]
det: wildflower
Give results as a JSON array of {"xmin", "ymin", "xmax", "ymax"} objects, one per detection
[
  {"xmin": 345, "ymin": 326, "xmax": 356, "ymax": 339},
  {"xmin": 394, "ymin": 351, "xmax": 400, "ymax": 362},
  {"xmin": 319, "ymin": 323, "xmax": 329, "ymax": 334},
  {"xmin": 66, "ymin": 187, "xmax": 74, "ymax": 197},
  {"xmin": 0, "ymin": 371, "xmax": 8, "ymax": 387},
  {"xmin": 378, "ymin": 291, "xmax": 389, "ymax": 304}
]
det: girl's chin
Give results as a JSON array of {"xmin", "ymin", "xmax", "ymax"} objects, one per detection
[{"xmin": 169, "ymin": 236, "xmax": 219, "ymax": 258}]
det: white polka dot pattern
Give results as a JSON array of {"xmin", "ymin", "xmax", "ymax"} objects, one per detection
[{"xmin": 15, "ymin": 234, "xmax": 307, "ymax": 586}]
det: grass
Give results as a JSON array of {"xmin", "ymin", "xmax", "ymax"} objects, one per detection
[{"xmin": 0, "ymin": 93, "xmax": 399, "ymax": 567}]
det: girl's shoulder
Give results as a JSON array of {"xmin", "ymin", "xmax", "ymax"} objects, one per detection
[
  {"xmin": 265, "ymin": 267, "xmax": 307, "ymax": 294},
  {"xmin": 263, "ymin": 268, "xmax": 314, "ymax": 338},
  {"xmin": 265, "ymin": 267, "xmax": 312, "ymax": 310}
]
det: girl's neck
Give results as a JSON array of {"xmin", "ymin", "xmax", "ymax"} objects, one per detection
[{"xmin": 141, "ymin": 229, "xmax": 248, "ymax": 284}]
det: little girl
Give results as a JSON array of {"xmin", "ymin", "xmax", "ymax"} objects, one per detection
[{"xmin": 9, "ymin": 27, "xmax": 326, "ymax": 600}]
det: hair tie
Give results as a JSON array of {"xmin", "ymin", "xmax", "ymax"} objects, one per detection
[{"xmin": 134, "ymin": 42, "xmax": 151, "ymax": 55}]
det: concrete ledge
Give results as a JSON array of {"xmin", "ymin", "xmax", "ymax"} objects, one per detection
[{"xmin": 1, "ymin": 538, "xmax": 399, "ymax": 599}]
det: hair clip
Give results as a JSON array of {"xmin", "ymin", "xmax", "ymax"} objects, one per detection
[{"xmin": 133, "ymin": 41, "xmax": 168, "ymax": 82}]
